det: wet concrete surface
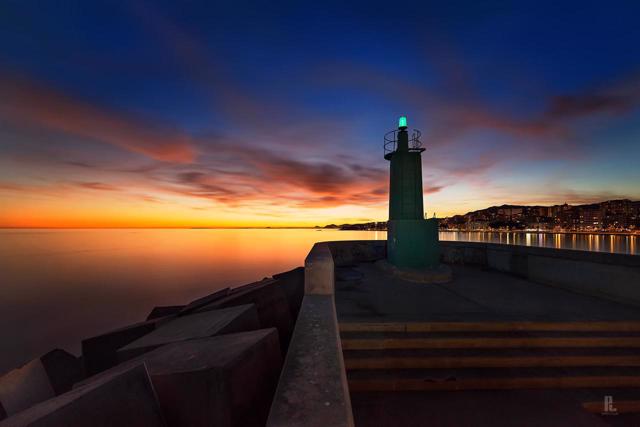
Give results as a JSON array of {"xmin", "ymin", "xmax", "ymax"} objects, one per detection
[
  {"xmin": 336, "ymin": 263, "xmax": 640, "ymax": 323},
  {"xmin": 336, "ymin": 262, "xmax": 640, "ymax": 426}
]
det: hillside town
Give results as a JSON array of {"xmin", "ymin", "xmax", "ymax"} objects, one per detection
[{"xmin": 326, "ymin": 200, "xmax": 640, "ymax": 233}]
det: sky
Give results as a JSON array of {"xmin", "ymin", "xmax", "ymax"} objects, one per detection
[{"xmin": 1, "ymin": 0, "xmax": 640, "ymax": 227}]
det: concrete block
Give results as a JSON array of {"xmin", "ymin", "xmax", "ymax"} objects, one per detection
[
  {"xmin": 273, "ymin": 267, "xmax": 305, "ymax": 319},
  {"xmin": 195, "ymin": 281, "xmax": 294, "ymax": 351},
  {"xmin": 78, "ymin": 329, "xmax": 282, "ymax": 427},
  {"xmin": 0, "ymin": 350, "xmax": 81, "ymax": 418},
  {"xmin": 146, "ymin": 306, "xmax": 184, "ymax": 321},
  {"xmin": 0, "ymin": 364, "xmax": 164, "ymax": 427},
  {"xmin": 230, "ymin": 278, "xmax": 273, "ymax": 294},
  {"xmin": 178, "ymin": 287, "xmax": 229, "ymax": 316},
  {"xmin": 118, "ymin": 304, "xmax": 259, "ymax": 362},
  {"xmin": 82, "ymin": 318, "xmax": 159, "ymax": 376},
  {"xmin": 39, "ymin": 350, "xmax": 82, "ymax": 396}
]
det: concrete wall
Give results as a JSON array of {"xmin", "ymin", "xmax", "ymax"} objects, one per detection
[
  {"xmin": 269, "ymin": 242, "xmax": 354, "ymax": 427},
  {"xmin": 267, "ymin": 295, "xmax": 353, "ymax": 427},
  {"xmin": 441, "ymin": 241, "xmax": 640, "ymax": 307},
  {"xmin": 326, "ymin": 241, "xmax": 386, "ymax": 267},
  {"xmin": 304, "ymin": 243, "xmax": 335, "ymax": 295}
]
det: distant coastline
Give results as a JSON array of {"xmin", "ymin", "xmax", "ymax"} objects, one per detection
[
  {"xmin": 325, "ymin": 226, "xmax": 639, "ymax": 236},
  {"xmin": 326, "ymin": 198, "xmax": 640, "ymax": 235},
  {"xmin": 441, "ymin": 229, "xmax": 640, "ymax": 236}
]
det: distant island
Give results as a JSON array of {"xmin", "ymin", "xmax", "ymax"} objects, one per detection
[{"xmin": 326, "ymin": 199, "xmax": 640, "ymax": 233}]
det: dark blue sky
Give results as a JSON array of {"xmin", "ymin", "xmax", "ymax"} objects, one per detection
[{"xmin": 1, "ymin": 0, "xmax": 639, "ymax": 226}]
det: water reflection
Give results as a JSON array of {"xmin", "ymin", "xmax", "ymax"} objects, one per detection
[
  {"xmin": 0, "ymin": 229, "xmax": 382, "ymax": 374},
  {"xmin": 439, "ymin": 231, "xmax": 639, "ymax": 255}
]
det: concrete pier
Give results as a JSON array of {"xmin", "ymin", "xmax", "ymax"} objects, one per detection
[{"xmin": 267, "ymin": 240, "xmax": 640, "ymax": 427}]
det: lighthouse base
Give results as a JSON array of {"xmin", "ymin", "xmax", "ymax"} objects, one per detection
[{"xmin": 387, "ymin": 218, "xmax": 441, "ymax": 269}]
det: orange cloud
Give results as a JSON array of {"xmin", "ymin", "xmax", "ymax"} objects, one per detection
[
  {"xmin": 76, "ymin": 182, "xmax": 120, "ymax": 191},
  {"xmin": 0, "ymin": 72, "xmax": 196, "ymax": 163}
]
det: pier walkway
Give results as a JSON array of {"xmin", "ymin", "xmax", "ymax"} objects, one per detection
[{"xmin": 336, "ymin": 262, "xmax": 640, "ymax": 426}]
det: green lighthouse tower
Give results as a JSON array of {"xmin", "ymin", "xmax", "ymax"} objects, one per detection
[{"xmin": 385, "ymin": 116, "xmax": 440, "ymax": 269}]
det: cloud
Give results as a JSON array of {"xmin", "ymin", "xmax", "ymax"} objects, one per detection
[
  {"xmin": 545, "ymin": 73, "xmax": 640, "ymax": 119},
  {"xmin": 0, "ymin": 72, "xmax": 197, "ymax": 163},
  {"xmin": 424, "ymin": 185, "xmax": 444, "ymax": 194},
  {"xmin": 64, "ymin": 161, "xmax": 96, "ymax": 168},
  {"xmin": 173, "ymin": 171, "xmax": 238, "ymax": 198},
  {"xmin": 547, "ymin": 94, "xmax": 633, "ymax": 118},
  {"xmin": 313, "ymin": 63, "xmax": 640, "ymax": 163},
  {"xmin": 116, "ymin": 139, "xmax": 394, "ymax": 210},
  {"xmin": 76, "ymin": 182, "xmax": 119, "ymax": 191}
]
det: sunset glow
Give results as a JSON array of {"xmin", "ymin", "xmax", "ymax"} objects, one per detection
[{"xmin": 1, "ymin": 2, "xmax": 640, "ymax": 228}]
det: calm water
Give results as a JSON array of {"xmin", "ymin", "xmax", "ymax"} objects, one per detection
[
  {"xmin": 440, "ymin": 231, "xmax": 638, "ymax": 255},
  {"xmin": 0, "ymin": 228, "xmax": 637, "ymax": 374},
  {"xmin": 0, "ymin": 229, "xmax": 384, "ymax": 374}
]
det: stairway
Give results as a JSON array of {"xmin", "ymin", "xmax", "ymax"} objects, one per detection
[{"xmin": 340, "ymin": 321, "xmax": 640, "ymax": 416}]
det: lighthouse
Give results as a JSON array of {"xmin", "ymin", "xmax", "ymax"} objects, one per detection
[{"xmin": 385, "ymin": 116, "xmax": 440, "ymax": 269}]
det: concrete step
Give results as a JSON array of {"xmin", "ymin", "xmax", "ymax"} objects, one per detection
[
  {"xmin": 348, "ymin": 366, "xmax": 640, "ymax": 379},
  {"xmin": 341, "ymin": 321, "xmax": 640, "ymax": 395},
  {"xmin": 349, "ymin": 389, "xmax": 614, "ymax": 427},
  {"xmin": 341, "ymin": 336, "xmax": 640, "ymax": 350},
  {"xmin": 348, "ymin": 376, "xmax": 640, "ymax": 392},
  {"xmin": 348, "ymin": 374, "xmax": 640, "ymax": 392},
  {"xmin": 344, "ymin": 347, "xmax": 640, "ymax": 358},
  {"xmin": 348, "ymin": 366, "xmax": 640, "ymax": 392},
  {"xmin": 341, "ymin": 330, "xmax": 640, "ymax": 339},
  {"xmin": 345, "ymin": 354, "xmax": 640, "ymax": 370},
  {"xmin": 339, "ymin": 321, "xmax": 640, "ymax": 333}
]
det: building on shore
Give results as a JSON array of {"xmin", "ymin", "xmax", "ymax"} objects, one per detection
[{"xmin": 439, "ymin": 199, "xmax": 640, "ymax": 232}]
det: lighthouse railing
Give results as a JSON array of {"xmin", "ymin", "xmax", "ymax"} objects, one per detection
[{"xmin": 383, "ymin": 128, "xmax": 423, "ymax": 156}]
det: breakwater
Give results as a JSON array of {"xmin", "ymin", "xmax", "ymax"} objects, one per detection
[{"xmin": 0, "ymin": 267, "xmax": 305, "ymax": 426}]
